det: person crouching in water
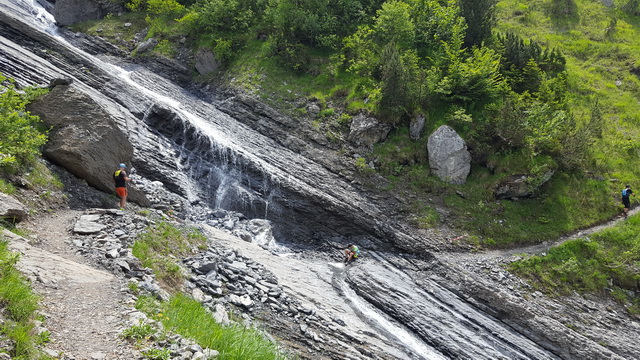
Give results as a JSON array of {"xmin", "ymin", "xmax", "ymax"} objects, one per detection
[
  {"xmin": 344, "ymin": 244, "xmax": 360, "ymax": 264},
  {"xmin": 113, "ymin": 163, "xmax": 131, "ymax": 209}
]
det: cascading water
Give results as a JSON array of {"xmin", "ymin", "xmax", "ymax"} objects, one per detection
[
  {"xmin": 0, "ymin": 1, "xmax": 571, "ymax": 359},
  {"xmin": 332, "ymin": 264, "xmax": 448, "ymax": 360}
]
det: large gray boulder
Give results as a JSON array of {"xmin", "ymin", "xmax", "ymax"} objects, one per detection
[
  {"xmin": 194, "ymin": 48, "xmax": 220, "ymax": 75},
  {"xmin": 0, "ymin": 193, "xmax": 27, "ymax": 222},
  {"xmin": 427, "ymin": 125, "xmax": 471, "ymax": 184},
  {"xmin": 53, "ymin": 0, "xmax": 123, "ymax": 26},
  {"xmin": 347, "ymin": 113, "xmax": 392, "ymax": 147},
  {"xmin": 27, "ymin": 85, "xmax": 150, "ymax": 206}
]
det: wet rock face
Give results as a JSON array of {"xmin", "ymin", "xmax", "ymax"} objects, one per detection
[
  {"xmin": 0, "ymin": 193, "xmax": 27, "ymax": 222},
  {"xmin": 346, "ymin": 263, "xmax": 561, "ymax": 360},
  {"xmin": 27, "ymin": 85, "xmax": 150, "ymax": 207},
  {"xmin": 52, "ymin": 0, "xmax": 123, "ymax": 26},
  {"xmin": 427, "ymin": 125, "xmax": 471, "ymax": 184}
]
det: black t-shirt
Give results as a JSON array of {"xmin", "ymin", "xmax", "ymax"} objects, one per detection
[
  {"xmin": 623, "ymin": 188, "xmax": 633, "ymax": 199},
  {"xmin": 114, "ymin": 170, "xmax": 127, "ymax": 188}
]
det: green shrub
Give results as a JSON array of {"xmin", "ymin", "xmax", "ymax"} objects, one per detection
[
  {"xmin": 121, "ymin": 321, "xmax": 156, "ymax": 341},
  {"xmin": 141, "ymin": 347, "xmax": 171, "ymax": 360},
  {"xmin": 0, "ymin": 73, "xmax": 48, "ymax": 172}
]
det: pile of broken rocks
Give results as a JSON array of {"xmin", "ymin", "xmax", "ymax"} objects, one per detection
[{"xmin": 68, "ymin": 208, "xmax": 337, "ymax": 359}]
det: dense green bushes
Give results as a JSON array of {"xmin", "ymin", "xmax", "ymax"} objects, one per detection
[
  {"xmin": 121, "ymin": 0, "xmax": 592, "ymax": 176},
  {"xmin": 0, "ymin": 74, "xmax": 48, "ymax": 173},
  {"xmin": 110, "ymin": 0, "xmax": 629, "ymax": 158}
]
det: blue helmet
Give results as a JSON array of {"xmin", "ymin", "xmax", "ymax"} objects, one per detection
[{"xmin": 119, "ymin": 163, "xmax": 127, "ymax": 168}]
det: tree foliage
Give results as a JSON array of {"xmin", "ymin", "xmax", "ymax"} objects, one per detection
[
  {"xmin": 125, "ymin": 0, "xmax": 591, "ymax": 176},
  {"xmin": 457, "ymin": 0, "xmax": 496, "ymax": 47},
  {"xmin": 0, "ymin": 74, "xmax": 48, "ymax": 172}
]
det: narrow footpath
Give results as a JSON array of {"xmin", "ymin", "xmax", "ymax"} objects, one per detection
[
  {"xmin": 7, "ymin": 210, "xmax": 141, "ymax": 360},
  {"xmin": 446, "ymin": 206, "xmax": 640, "ymax": 262}
]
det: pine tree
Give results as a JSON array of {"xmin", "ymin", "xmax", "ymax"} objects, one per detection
[
  {"xmin": 458, "ymin": 0, "xmax": 496, "ymax": 48},
  {"xmin": 379, "ymin": 43, "xmax": 408, "ymax": 123}
]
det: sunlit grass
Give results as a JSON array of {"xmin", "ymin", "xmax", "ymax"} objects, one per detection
[
  {"xmin": 136, "ymin": 294, "xmax": 288, "ymax": 360},
  {"xmin": 510, "ymin": 213, "xmax": 640, "ymax": 313},
  {"xmin": 132, "ymin": 222, "xmax": 207, "ymax": 292},
  {"xmin": 0, "ymin": 239, "xmax": 51, "ymax": 359}
]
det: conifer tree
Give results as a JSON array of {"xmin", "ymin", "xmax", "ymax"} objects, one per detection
[{"xmin": 457, "ymin": 0, "xmax": 496, "ymax": 47}]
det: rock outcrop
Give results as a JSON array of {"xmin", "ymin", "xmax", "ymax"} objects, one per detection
[
  {"xmin": 409, "ymin": 114, "xmax": 425, "ymax": 140},
  {"xmin": 135, "ymin": 37, "xmax": 158, "ymax": 54},
  {"xmin": 347, "ymin": 113, "xmax": 392, "ymax": 147},
  {"xmin": 27, "ymin": 85, "xmax": 150, "ymax": 206},
  {"xmin": 53, "ymin": 0, "xmax": 123, "ymax": 26},
  {"xmin": 494, "ymin": 170, "xmax": 555, "ymax": 199},
  {"xmin": 194, "ymin": 48, "xmax": 219, "ymax": 75},
  {"xmin": 0, "ymin": 193, "xmax": 27, "ymax": 222},
  {"xmin": 427, "ymin": 125, "xmax": 471, "ymax": 184}
]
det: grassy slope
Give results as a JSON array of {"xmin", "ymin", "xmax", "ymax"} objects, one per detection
[{"xmin": 497, "ymin": 0, "xmax": 640, "ymax": 309}]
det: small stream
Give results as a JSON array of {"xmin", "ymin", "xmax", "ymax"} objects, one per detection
[
  {"xmin": 331, "ymin": 263, "xmax": 447, "ymax": 360},
  {"xmin": 0, "ymin": 1, "xmax": 565, "ymax": 359}
]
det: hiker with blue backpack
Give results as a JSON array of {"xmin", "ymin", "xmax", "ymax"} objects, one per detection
[{"xmin": 622, "ymin": 185, "xmax": 634, "ymax": 217}]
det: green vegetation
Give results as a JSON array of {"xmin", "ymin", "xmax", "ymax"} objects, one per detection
[
  {"xmin": 0, "ymin": 238, "xmax": 51, "ymax": 359},
  {"xmin": 134, "ymin": 294, "xmax": 287, "ymax": 360},
  {"xmin": 121, "ymin": 321, "xmax": 157, "ymax": 341},
  {"xmin": 0, "ymin": 73, "xmax": 48, "ymax": 174},
  {"xmin": 510, "ymin": 214, "xmax": 640, "ymax": 313},
  {"xmin": 0, "ymin": 73, "xmax": 63, "ymax": 213},
  {"xmin": 141, "ymin": 347, "xmax": 172, "ymax": 360},
  {"xmin": 132, "ymin": 221, "xmax": 207, "ymax": 291}
]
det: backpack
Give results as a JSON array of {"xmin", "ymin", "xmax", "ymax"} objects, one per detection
[{"xmin": 622, "ymin": 188, "xmax": 629, "ymax": 197}]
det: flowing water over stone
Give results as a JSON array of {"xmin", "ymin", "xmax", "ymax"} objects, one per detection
[{"xmin": 0, "ymin": 1, "xmax": 603, "ymax": 358}]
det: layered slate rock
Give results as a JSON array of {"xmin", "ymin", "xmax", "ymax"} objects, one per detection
[
  {"xmin": 27, "ymin": 85, "xmax": 150, "ymax": 206},
  {"xmin": 427, "ymin": 125, "xmax": 471, "ymax": 185},
  {"xmin": 0, "ymin": 193, "xmax": 27, "ymax": 222},
  {"xmin": 494, "ymin": 170, "xmax": 555, "ymax": 199},
  {"xmin": 410, "ymin": 114, "xmax": 426, "ymax": 140}
]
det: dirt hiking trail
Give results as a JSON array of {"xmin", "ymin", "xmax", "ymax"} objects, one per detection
[
  {"xmin": 445, "ymin": 206, "xmax": 640, "ymax": 262},
  {"xmin": 7, "ymin": 210, "xmax": 141, "ymax": 360}
]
